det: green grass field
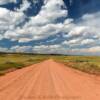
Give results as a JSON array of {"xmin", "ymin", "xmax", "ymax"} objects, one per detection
[{"xmin": 0, "ymin": 53, "xmax": 100, "ymax": 75}]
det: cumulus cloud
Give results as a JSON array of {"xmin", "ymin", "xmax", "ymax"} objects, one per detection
[
  {"xmin": 11, "ymin": 45, "xmax": 33, "ymax": 52},
  {"xmin": 32, "ymin": 44, "xmax": 62, "ymax": 54},
  {"xmin": 17, "ymin": 0, "xmax": 31, "ymax": 12},
  {"xmin": 0, "ymin": 47, "xmax": 8, "ymax": 52},
  {"xmin": 0, "ymin": 7, "xmax": 26, "ymax": 27},
  {"xmin": 70, "ymin": 46, "xmax": 100, "ymax": 55},
  {"xmin": 0, "ymin": 0, "xmax": 100, "ymax": 55},
  {"xmin": 81, "ymin": 39, "xmax": 95, "ymax": 45},
  {"xmin": 79, "ymin": 12, "xmax": 100, "ymax": 37},
  {"xmin": 0, "ymin": 7, "xmax": 26, "ymax": 40},
  {"xmin": 0, "ymin": 34, "xmax": 3, "ymax": 40},
  {"xmin": 0, "ymin": 0, "xmax": 16, "ymax": 5},
  {"xmin": 0, "ymin": 0, "xmax": 68, "ymax": 42},
  {"xmin": 32, "ymin": 45, "xmax": 100, "ymax": 55}
]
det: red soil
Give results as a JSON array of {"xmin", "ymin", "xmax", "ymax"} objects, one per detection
[{"xmin": 0, "ymin": 59, "xmax": 100, "ymax": 100}]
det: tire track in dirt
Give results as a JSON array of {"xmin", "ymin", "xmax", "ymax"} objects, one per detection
[{"xmin": 0, "ymin": 59, "xmax": 100, "ymax": 100}]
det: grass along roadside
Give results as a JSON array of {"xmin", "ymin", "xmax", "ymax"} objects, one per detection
[
  {"xmin": 0, "ymin": 53, "xmax": 100, "ymax": 75},
  {"xmin": 0, "ymin": 54, "xmax": 47, "ymax": 75},
  {"xmin": 53, "ymin": 56, "xmax": 100, "ymax": 75},
  {"xmin": 46, "ymin": 55, "xmax": 100, "ymax": 75}
]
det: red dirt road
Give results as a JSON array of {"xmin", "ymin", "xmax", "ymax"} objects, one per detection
[{"xmin": 0, "ymin": 59, "xmax": 100, "ymax": 100}]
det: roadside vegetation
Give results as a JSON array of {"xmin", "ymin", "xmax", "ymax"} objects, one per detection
[
  {"xmin": 0, "ymin": 53, "xmax": 100, "ymax": 75},
  {"xmin": 53, "ymin": 56, "xmax": 100, "ymax": 75}
]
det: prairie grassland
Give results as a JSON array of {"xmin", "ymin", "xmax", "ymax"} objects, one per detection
[{"xmin": 0, "ymin": 53, "xmax": 100, "ymax": 75}]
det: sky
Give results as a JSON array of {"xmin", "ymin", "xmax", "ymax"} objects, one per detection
[{"xmin": 0, "ymin": 0, "xmax": 100, "ymax": 55}]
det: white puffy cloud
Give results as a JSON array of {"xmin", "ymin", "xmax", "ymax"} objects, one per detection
[
  {"xmin": 0, "ymin": 7, "xmax": 26, "ymax": 40},
  {"xmin": 62, "ymin": 38, "xmax": 97, "ymax": 48},
  {"xmin": 11, "ymin": 45, "xmax": 32, "ymax": 52},
  {"xmin": 0, "ymin": 0, "xmax": 73, "ymax": 43},
  {"xmin": 17, "ymin": 0, "xmax": 31, "ymax": 12},
  {"xmin": 3, "ymin": 23, "xmax": 65, "ymax": 42},
  {"xmin": 33, "ymin": 44, "xmax": 62, "ymax": 54},
  {"xmin": 0, "ymin": 7, "xmax": 25, "ymax": 27},
  {"xmin": 81, "ymin": 39, "xmax": 95, "ymax": 45},
  {"xmin": 6, "ymin": 44, "xmax": 100, "ymax": 55},
  {"xmin": 78, "ymin": 12, "xmax": 100, "ymax": 38},
  {"xmin": 32, "ymin": 44, "xmax": 100, "ymax": 55},
  {"xmin": 87, "ymin": 46, "xmax": 100, "ymax": 53},
  {"xmin": 0, "ymin": 47, "xmax": 8, "ymax": 52},
  {"xmin": 0, "ymin": 34, "xmax": 3, "ymax": 40},
  {"xmin": 66, "ymin": 26, "xmax": 87, "ymax": 37},
  {"xmin": 25, "ymin": 0, "xmax": 67, "ymax": 26},
  {"xmin": 70, "ymin": 46, "xmax": 100, "ymax": 55},
  {"xmin": 0, "ymin": 0, "xmax": 16, "ymax": 5},
  {"xmin": 62, "ymin": 38, "xmax": 81, "ymax": 46},
  {"xmin": 0, "ymin": 0, "xmax": 68, "ymax": 42},
  {"xmin": 0, "ymin": 0, "xmax": 100, "ymax": 55}
]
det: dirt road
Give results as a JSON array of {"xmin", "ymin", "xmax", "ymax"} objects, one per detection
[{"xmin": 0, "ymin": 59, "xmax": 100, "ymax": 100}]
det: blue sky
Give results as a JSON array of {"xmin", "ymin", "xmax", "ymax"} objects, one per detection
[{"xmin": 0, "ymin": 0, "xmax": 100, "ymax": 55}]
